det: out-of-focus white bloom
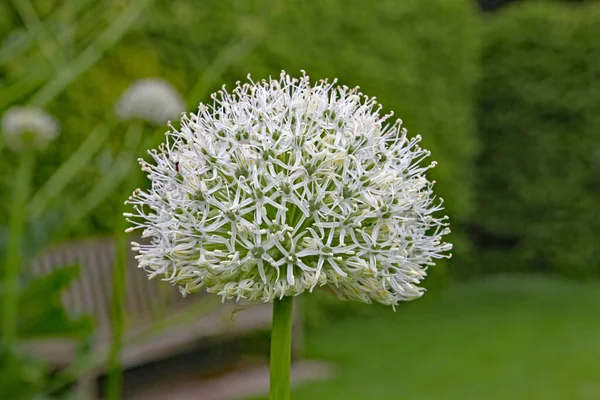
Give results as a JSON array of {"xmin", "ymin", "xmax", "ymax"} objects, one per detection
[
  {"xmin": 116, "ymin": 78, "xmax": 185, "ymax": 125},
  {"xmin": 1, "ymin": 106, "xmax": 60, "ymax": 151},
  {"xmin": 126, "ymin": 71, "xmax": 452, "ymax": 307}
]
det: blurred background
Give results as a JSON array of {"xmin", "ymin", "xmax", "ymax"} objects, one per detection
[{"xmin": 1, "ymin": 0, "xmax": 599, "ymax": 398}]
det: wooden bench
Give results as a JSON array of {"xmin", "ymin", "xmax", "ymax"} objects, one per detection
[{"xmin": 25, "ymin": 236, "xmax": 302, "ymax": 398}]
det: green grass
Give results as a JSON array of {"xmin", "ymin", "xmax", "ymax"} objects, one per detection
[{"xmin": 258, "ymin": 275, "xmax": 600, "ymax": 399}]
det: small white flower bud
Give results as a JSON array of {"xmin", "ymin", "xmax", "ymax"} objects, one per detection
[
  {"xmin": 1, "ymin": 106, "xmax": 59, "ymax": 151},
  {"xmin": 115, "ymin": 78, "xmax": 185, "ymax": 125}
]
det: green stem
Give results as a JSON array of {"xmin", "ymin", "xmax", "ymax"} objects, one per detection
[
  {"xmin": 106, "ymin": 123, "xmax": 144, "ymax": 400},
  {"xmin": 66, "ymin": 123, "xmax": 143, "ymax": 229},
  {"xmin": 270, "ymin": 296, "xmax": 294, "ymax": 400},
  {"xmin": 29, "ymin": 0, "xmax": 154, "ymax": 108},
  {"xmin": 29, "ymin": 121, "xmax": 113, "ymax": 219},
  {"xmin": 0, "ymin": 0, "xmax": 94, "ymax": 65},
  {"xmin": 11, "ymin": 0, "xmax": 64, "ymax": 68},
  {"xmin": 106, "ymin": 196, "xmax": 129, "ymax": 400},
  {"xmin": 1, "ymin": 151, "xmax": 35, "ymax": 346}
]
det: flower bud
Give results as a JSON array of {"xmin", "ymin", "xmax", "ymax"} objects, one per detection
[
  {"xmin": 116, "ymin": 78, "xmax": 185, "ymax": 125},
  {"xmin": 1, "ymin": 106, "xmax": 59, "ymax": 151}
]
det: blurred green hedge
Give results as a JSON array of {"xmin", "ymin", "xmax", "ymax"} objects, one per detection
[{"xmin": 475, "ymin": 2, "xmax": 600, "ymax": 276}]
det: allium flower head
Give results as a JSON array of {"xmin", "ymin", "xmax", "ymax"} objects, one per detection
[
  {"xmin": 1, "ymin": 106, "xmax": 59, "ymax": 151},
  {"xmin": 126, "ymin": 71, "xmax": 451, "ymax": 307},
  {"xmin": 116, "ymin": 78, "xmax": 185, "ymax": 125}
]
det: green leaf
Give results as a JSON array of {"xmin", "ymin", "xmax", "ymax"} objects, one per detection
[
  {"xmin": 0, "ymin": 344, "xmax": 50, "ymax": 400},
  {"xmin": 18, "ymin": 265, "xmax": 94, "ymax": 339},
  {"xmin": 0, "ymin": 203, "xmax": 68, "ymax": 263}
]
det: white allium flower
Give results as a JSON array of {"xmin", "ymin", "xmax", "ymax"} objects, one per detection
[
  {"xmin": 1, "ymin": 106, "xmax": 60, "ymax": 151},
  {"xmin": 116, "ymin": 78, "xmax": 185, "ymax": 125},
  {"xmin": 126, "ymin": 71, "xmax": 452, "ymax": 307}
]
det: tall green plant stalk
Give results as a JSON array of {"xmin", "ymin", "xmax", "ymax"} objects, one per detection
[
  {"xmin": 29, "ymin": 121, "xmax": 114, "ymax": 219},
  {"xmin": 29, "ymin": 0, "xmax": 155, "ymax": 108},
  {"xmin": 106, "ymin": 194, "xmax": 130, "ymax": 400},
  {"xmin": 65, "ymin": 124, "xmax": 153, "ymax": 228},
  {"xmin": 11, "ymin": 0, "xmax": 63, "ymax": 67},
  {"xmin": 270, "ymin": 296, "xmax": 294, "ymax": 400},
  {"xmin": 1, "ymin": 150, "xmax": 35, "ymax": 346},
  {"xmin": 106, "ymin": 123, "xmax": 143, "ymax": 400},
  {"xmin": 0, "ymin": 0, "xmax": 154, "ymax": 110}
]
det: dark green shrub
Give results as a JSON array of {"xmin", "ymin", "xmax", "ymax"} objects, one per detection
[{"xmin": 475, "ymin": 2, "xmax": 600, "ymax": 276}]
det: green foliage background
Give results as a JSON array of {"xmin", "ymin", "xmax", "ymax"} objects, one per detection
[
  {"xmin": 1, "ymin": 0, "xmax": 480, "ymax": 277},
  {"xmin": 4, "ymin": 0, "xmax": 600, "ymax": 282},
  {"xmin": 474, "ymin": 1, "xmax": 600, "ymax": 276}
]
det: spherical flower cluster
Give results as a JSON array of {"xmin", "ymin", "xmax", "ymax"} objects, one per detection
[
  {"xmin": 1, "ymin": 106, "xmax": 60, "ymax": 151},
  {"xmin": 126, "ymin": 71, "xmax": 451, "ymax": 307},
  {"xmin": 116, "ymin": 78, "xmax": 185, "ymax": 125}
]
